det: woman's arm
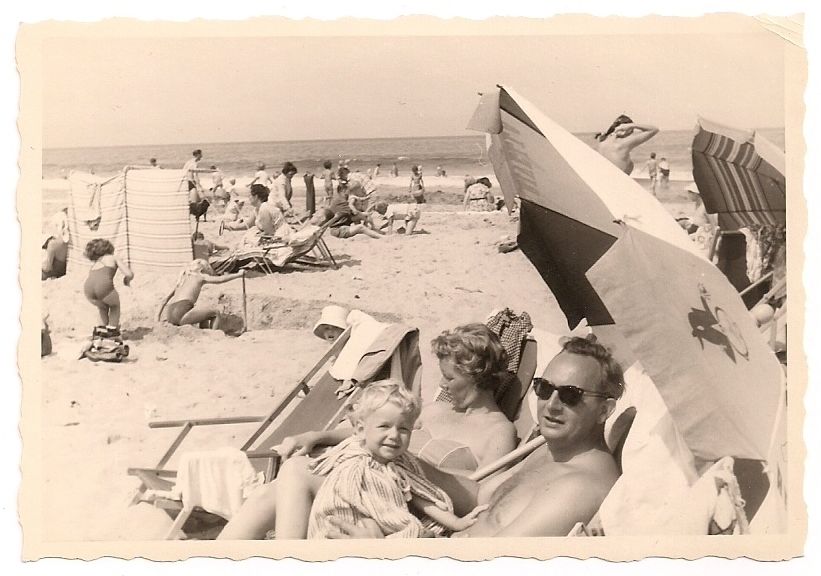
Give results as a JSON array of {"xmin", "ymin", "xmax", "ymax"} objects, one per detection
[
  {"xmin": 275, "ymin": 426, "xmax": 355, "ymax": 459},
  {"xmin": 617, "ymin": 123, "xmax": 659, "ymax": 147}
]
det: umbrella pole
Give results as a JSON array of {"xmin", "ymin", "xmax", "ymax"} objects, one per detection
[{"xmin": 241, "ymin": 274, "xmax": 248, "ymax": 333}]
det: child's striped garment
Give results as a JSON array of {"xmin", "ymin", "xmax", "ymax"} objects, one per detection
[{"xmin": 307, "ymin": 437, "xmax": 454, "ymax": 539}]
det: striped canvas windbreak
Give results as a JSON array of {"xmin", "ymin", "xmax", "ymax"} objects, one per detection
[
  {"xmin": 691, "ymin": 120, "xmax": 786, "ymax": 230},
  {"xmin": 67, "ymin": 168, "xmax": 193, "ymax": 271}
]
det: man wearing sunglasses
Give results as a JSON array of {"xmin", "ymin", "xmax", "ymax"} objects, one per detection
[{"xmin": 326, "ymin": 335, "xmax": 626, "ymax": 538}]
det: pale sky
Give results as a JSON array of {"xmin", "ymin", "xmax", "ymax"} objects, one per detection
[{"xmin": 39, "ymin": 19, "xmax": 786, "ymax": 148}]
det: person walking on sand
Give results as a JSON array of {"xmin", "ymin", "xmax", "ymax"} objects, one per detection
[
  {"xmin": 594, "ymin": 115, "xmax": 658, "ymax": 175},
  {"xmin": 82, "ymin": 238, "xmax": 134, "ymax": 335},
  {"xmin": 157, "ymin": 260, "xmax": 245, "ymax": 330},
  {"xmin": 248, "ymin": 162, "xmax": 272, "ymax": 189},
  {"xmin": 644, "ymin": 152, "xmax": 658, "ymax": 183},
  {"xmin": 184, "ymin": 149, "xmax": 210, "ymax": 222},
  {"xmin": 391, "ymin": 163, "xmax": 399, "ymax": 178}
]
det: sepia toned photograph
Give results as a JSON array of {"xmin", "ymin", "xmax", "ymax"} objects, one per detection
[{"xmin": 14, "ymin": 7, "xmax": 809, "ymax": 565}]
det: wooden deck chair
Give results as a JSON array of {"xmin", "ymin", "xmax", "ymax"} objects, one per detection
[
  {"xmin": 210, "ymin": 219, "xmax": 338, "ymax": 275},
  {"xmin": 128, "ymin": 323, "xmax": 422, "ymax": 538}
]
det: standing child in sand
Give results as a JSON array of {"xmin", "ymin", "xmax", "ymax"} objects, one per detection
[
  {"xmin": 321, "ymin": 160, "xmax": 336, "ymax": 206},
  {"xmin": 408, "ymin": 165, "xmax": 425, "ymax": 203},
  {"xmin": 301, "ymin": 380, "xmax": 488, "ymax": 539},
  {"xmin": 82, "ymin": 239, "xmax": 134, "ymax": 335},
  {"xmin": 157, "ymin": 260, "xmax": 245, "ymax": 330}
]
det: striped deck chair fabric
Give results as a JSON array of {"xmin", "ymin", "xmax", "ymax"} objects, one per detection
[
  {"xmin": 67, "ymin": 168, "xmax": 193, "ymax": 271},
  {"xmin": 691, "ymin": 118, "xmax": 786, "ymax": 231}
]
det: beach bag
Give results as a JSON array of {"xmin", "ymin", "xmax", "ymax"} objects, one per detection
[{"xmin": 83, "ymin": 326, "xmax": 129, "ymax": 362}]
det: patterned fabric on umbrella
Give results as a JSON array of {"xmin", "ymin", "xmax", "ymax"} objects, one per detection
[{"xmin": 691, "ymin": 117, "xmax": 786, "ymax": 231}]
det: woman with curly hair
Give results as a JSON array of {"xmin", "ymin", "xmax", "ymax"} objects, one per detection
[{"xmin": 82, "ymin": 238, "xmax": 134, "ymax": 334}]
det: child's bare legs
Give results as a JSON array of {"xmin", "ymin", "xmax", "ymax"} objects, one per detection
[
  {"xmin": 87, "ymin": 289, "xmax": 120, "ymax": 327},
  {"xmin": 274, "ymin": 455, "xmax": 325, "ymax": 539},
  {"xmin": 179, "ymin": 307, "xmax": 219, "ymax": 329},
  {"xmin": 218, "ymin": 480, "xmax": 279, "ymax": 540},
  {"xmin": 352, "ymin": 224, "xmax": 382, "ymax": 239}
]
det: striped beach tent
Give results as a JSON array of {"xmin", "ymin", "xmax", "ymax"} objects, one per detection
[
  {"xmin": 691, "ymin": 117, "xmax": 786, "ymax": 230},
  {"xmin": 67, "ymin": 167, "xmax": 193, "ymax": 271}
]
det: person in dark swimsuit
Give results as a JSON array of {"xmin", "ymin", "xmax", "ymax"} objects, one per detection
[
  {"xmin": 157, "ymin": 259, "xmax": 245, "ymax": 329},
  {"xmin": 82, "ymin": 238, "xmax": 134, "ymax": 331}
]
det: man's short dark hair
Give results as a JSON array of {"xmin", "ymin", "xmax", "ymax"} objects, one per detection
[
  {"xmin": 282, "ymin": 161, "xmax": 297, "ymax": 175},
  {"xmin": 250, "ymin": 184, "xmax": 270, "ymax": 202},
  {"xmin": 193, "ymin": 149, "xmax": 202, "ymax": 157},
  {"xmin": 561, "ymin": 335, "xmax": 625, "ymax": 400}
]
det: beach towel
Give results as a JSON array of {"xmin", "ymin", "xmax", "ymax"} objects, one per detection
[
  {"xmin": 596, "ymin": 362, "xmax": 701, "ymax": 535},
  {"xmin": 154, "ymin": 447, "xmax": 264, "ymax": 520},
  {"xmin": 329, "ymin": 310, "xmax": 390, "ymax": 381},
  {"xmin": 307, "ymin": 437, "xmax": 454, "ymax": 539},
  {"xmin": 485, "ymin": 308, "xmax": 533, "ymax": 372}
]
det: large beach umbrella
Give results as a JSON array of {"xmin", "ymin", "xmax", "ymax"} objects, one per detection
[
  {"xmin": 467, "ymin": 86, "xmax": 702, "ymax": 328},
  {"xmin": 468, "ymin": 87, "xmax": 783, "ymax": 462},
  {"xmin": 586, "ymin": 225, "xmax": 783, "ymax": 461},
  {"xmin": 691, "ymin": 117, "xmax": 786, "ymax": 231}
]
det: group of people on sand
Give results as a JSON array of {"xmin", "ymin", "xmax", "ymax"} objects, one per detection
[{"xmin": 216, "ymin": 319, "xmax": 624, "ymax": 539}]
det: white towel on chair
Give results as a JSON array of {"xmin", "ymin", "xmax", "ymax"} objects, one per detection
[
  {"xmin": 329, "ymin": 310, "xmax": 389, "ymax": 380},
  {"xmin": 174, "ymin": 447, "xmax": 264, "ymax": 519}
]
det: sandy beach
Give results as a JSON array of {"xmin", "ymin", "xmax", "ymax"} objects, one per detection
[{"xmin": 39, "ymin": 172, "xmax": 699, "ymax": 542}]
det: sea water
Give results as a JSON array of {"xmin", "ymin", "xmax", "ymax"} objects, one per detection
[{"xmin": 43, "ymin": 129, "xmax": 785, "ymax": 181}]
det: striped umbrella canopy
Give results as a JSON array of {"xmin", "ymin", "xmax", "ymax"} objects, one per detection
[
  {"xmin": 691, "ymin": 117, "xmax": 786, "ymax": 231},
  {"xmin": 467, "ymin": 86, "xmax": 702, "ymax": 328}
]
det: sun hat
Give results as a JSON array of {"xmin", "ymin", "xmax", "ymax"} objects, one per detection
[{"xmin": 313, "ymin": 305, "xmax": 349, "ymax": 338}]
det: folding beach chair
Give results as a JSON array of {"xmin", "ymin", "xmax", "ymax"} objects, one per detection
[
  {"xmin": 211, "ymin": 217, "xmax": 339, "ymax": 275},
  {"xmin": 128, "ymin": 322, "xmax": 422, "ymax": 538}
]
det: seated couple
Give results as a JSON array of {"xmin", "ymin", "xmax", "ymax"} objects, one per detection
[{"xmin": 219, "ymin": 329, "xmax": 624, "ymax": 539}]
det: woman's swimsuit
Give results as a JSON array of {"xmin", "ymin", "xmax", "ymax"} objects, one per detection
[
  {"xmin": 408, "ymin": 428, "xmax": 480, "ymax": 472},
  {"xmin": 166, "ymin": 300, "xmax": 195, "ymax": 325},
  {"xmin": 83, "ymin": 265, "xmax": 117, "ymax": 302}
]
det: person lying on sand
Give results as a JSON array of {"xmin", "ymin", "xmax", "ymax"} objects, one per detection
[
  {"xmin": 324, "ymin": 335, "xmax": 624, "ymax": 539},
  {"xmin": 219, "ymin": 323, "xmax": 517, "ymax": 539},
  {"xmin": 157, "ymin": 259, "xmax": 244, "ymax": 330},
  {"xmin": 594, "ymin": 115, "xmax": 658, "ymax": 175},
  {"xmin": 306, "ymin": 380, "xmax": 489, "ymax": 539}
]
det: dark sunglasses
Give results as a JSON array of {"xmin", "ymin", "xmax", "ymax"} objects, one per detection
[{"xmin": 532, "ymin": 377, "xmax": 611, "ymax": 407}]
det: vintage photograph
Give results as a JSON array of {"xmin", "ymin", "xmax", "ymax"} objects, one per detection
[{"xmin": 18, "ymin": 12, "xmax": 805, "ymax": 562}]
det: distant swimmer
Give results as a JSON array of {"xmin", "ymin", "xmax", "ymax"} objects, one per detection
[{"xmin": 594, "ymin": 115, "xmax": 659, "ymax": 175}]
